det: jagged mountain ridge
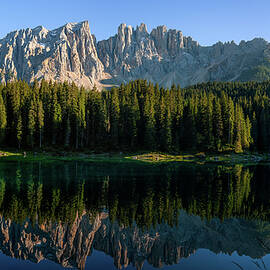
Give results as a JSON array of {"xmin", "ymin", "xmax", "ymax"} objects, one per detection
[
  {"xmin": 0, "ymin": 211, "xmax": 269, "ymax": 270},
  {"xmin": 0, "ymin": 21, "xmax": 270, "ymax": 89},
  {"xmin": 0, "ymin": 21, "xmax": 104, "ymax": 88}
]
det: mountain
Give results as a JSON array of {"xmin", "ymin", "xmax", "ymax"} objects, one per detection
[
  {"xmin": 0, "ymin": 211, "xmax": 269, "ymax": 270},
  {"xmin": 1, "ymin": 21, "xmax": 270, "ymax": 89},
  {"xmin": 0, "ymin": 21, "xmax": 104, "ymax": 88}
]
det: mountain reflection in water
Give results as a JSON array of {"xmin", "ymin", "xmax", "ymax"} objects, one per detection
[{"xmin": 0, "ymin": 161, "xmax": 269, "ymax": 269}]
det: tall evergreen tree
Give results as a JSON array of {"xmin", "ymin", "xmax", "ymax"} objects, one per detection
[
  {"xmin": 16, "ymin": 114, "xmax": 23, "ymax": 149},
  {"xmin": 37, "ymin": 100, "xmax": 44, "ymax": 148},
  {"xmin": 0, "ymin": 94, "xmax": 7, "ymax": 144},
  {"xmin": 109, "ymin": 88, "xmax": 120, "ymax": 148},
  {"xmin": 213, "ymin": 98, "xmax": 223, "ymax": 150},
  {"xmin": 28, "ymin": 100, "xmax": 36, "ymax": 148}
]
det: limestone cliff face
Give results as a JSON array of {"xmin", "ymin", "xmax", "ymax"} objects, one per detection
[
  {"xmin": 0, "ymin": 211, "xmax": 269, "ymax": 270},
  {"xmin": 97, "ymin": 23, "xmax": 201, "ymax": 87},
  {"xmin": 0, "ymin": 21, "xmax": 104, "ymax": 88},
  {"xmin": 97, "ymin": 24, "xmax": 270, "ymax": 88},
  {"xmin": 0, "ymin": 21, "xmax": 270, "ymax": 89}
]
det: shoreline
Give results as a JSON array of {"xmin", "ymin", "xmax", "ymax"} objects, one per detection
[{"xmin": 0, "ymin": 149, "xmax": 269, "ymax": 165}]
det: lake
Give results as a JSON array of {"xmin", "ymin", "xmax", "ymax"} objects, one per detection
[{"xmin": 0, "ymin": 161, "xmax": 269, "ymax": 270}]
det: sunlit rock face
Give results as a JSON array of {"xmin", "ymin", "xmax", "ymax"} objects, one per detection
[
  {"xmin": 97, "ymin": 23, "xmax": 201, "ymax": 87},
  {"xmin": 0, "ymin": 21, "xmax": 270, "ymax": 89},
  {"xmin": 0, "ymin": 210, "xmax": 269, "ymax": 270},
  {"xmin": 97, "ymin": 23, "xmax": 270, "ymax": 88},
  {"xmin": 0, "ymin": 21, "xmax": 104, "ymax": 88}
]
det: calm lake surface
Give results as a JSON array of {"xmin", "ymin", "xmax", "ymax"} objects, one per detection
[{"xmin": 0, "ymin": 161, "xmax": 270, "ymax": 270}]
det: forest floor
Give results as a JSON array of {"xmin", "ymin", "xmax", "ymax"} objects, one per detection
[{"xmin": 0, "ymin": 149, "xmax": 269, "ymax": 165}]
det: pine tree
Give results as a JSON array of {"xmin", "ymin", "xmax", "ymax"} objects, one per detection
[
  {"xmin": 234, "ymin": 104, "xmax": 243, "ymax": 153},
  {"xmin": 77, "ymin": 90, "xmax": 86, "ymax": 148},
  {"xmin": 143, "ymin": 94, "xmax": 156, "ymax": 150},
  {"xmin": 242, "ymin": 116, "xmax": 252, "ymax": 149},
  {"xmin": 213, "ymin": 98, "xmax": 223, "ymax": 150},
  {"xmin": 197, "ymin": 93, "xmax": 210, "ymax": 149},
  {"xmin": 259, "ymin": 107, "xmax": 270, "ymax": 151},
  {"xmin": 0, "ymin": 94, "xmax": 7, "ymax": 144},
  {"xmin": 28, "ymin": 100, "xmax": 36, "ymax": 148},
  {"xmin": 16, "ymin": 114, "xmax": 23, "ymax": 149},
  {"xmin": 161, "ymin": 106, "xmax": 172, "ymax": 152},
  {"xmin": 128, "ymin": 91, "xmax": 140, "ymax": 148},
  {"xmin": 64, "ymin": 114, "xmax": 71, "ymax": 148},
  {"xmin": 51, "ymin": 90, "xmax": 62, "ymax": 145},
  {"xmin": 251, "ymin": 111, "xmax": 258, "ymax": 150},
  {"xmin": 221, "ymin": 94, "xmax": 234, "ymax": 147},
  {"xmin": 37, "ymin": 100, "xmax": 44, "ymax": 148},
  {"xmin": 109, "ymin": 88, "xmax": 120, "ymax": 148},
  {"xmin": 52, "ymin": 102, "xmax": 62, "ymax": 145},
  {"xmin": 181, "ymin": 101, "xmax": 196, "ymax": 150}
]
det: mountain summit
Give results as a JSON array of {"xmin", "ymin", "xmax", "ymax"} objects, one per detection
[
  {"xmin": 0, "ymin": 21, "xmax": 104, "ymax": 88},
  {"xmin": 0, "ymin": 21, "xmax": 270, "ymax": 89}
]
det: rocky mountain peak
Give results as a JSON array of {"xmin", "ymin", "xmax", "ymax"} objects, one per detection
[
  {"xmin": 137, "ymin": 23, "xmax": 148, "ymax": 33},
  {"xmin": 32, "ymin": 25, "xmax": 49, "ymax": 39},
  {"xmin": 151, "ymin": 25, "xmax": 167, "ymax": 36},
  {"xmin": 0, "ymin": 21, "xmax": 104, "ymax": 87},
  {"xmin": 0, "ymin": 21, "xmax": 270, "ymax": 89},
  {"xmin": 118, "ymin": 23, "xmax": 127, "ymax": 33},
  {"xmin": 65, "ymin": 20, "xmax": 90, "ymax": 31}
]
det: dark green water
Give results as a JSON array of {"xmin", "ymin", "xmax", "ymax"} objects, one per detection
[{"xmin": 0, "ymin": 161, "xmax": 270, "ymax": 270}]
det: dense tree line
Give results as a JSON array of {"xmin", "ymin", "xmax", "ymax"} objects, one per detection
[{"xmin": 0, "ymin": 79, "xmax": 270, "ymax": 152}]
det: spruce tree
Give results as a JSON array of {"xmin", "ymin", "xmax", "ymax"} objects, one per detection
[
  {"xmin": 143, "ymin": 94, "xmax": 156, "ymax": 150},
  {"xmin": 37, "ymin": 100, "xmax": 44, "ymax": 148},
  {"xmin": 109, "ymin": 88, "xmax": 120, "ymax": 148},
  {"xmin": 0, "ymin": 94, "xmax": 7, "ymax": 144},
  {"xmin": 16, "ymin": 114, "xmax": 23, "ymax": 149},
  {"xmin": 28, "ymin": 100, "xmax": 36, "ymax": 148},
  {"xmin": 213, "ymin": 98, "xmax": 223, "ymax": 150}
]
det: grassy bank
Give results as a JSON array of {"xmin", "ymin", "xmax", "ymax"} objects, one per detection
[{"xmin": 0, "ymin": 149, "xmax": 269, "ymax": 165}]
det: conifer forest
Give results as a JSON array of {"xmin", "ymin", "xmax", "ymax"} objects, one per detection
[{"xmin": 0, "ymin": 79, "xmax": 269, "ymax": 153}]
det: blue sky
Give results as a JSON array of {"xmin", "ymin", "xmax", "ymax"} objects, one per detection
[{"xmin": 1, "ymin": 0, "xmax": 269, "ymax": 45}]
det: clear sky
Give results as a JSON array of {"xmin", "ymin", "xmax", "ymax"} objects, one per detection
[{"xmin": 1, "ymin": 0, "xmax": 269, "ymax": 45}]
